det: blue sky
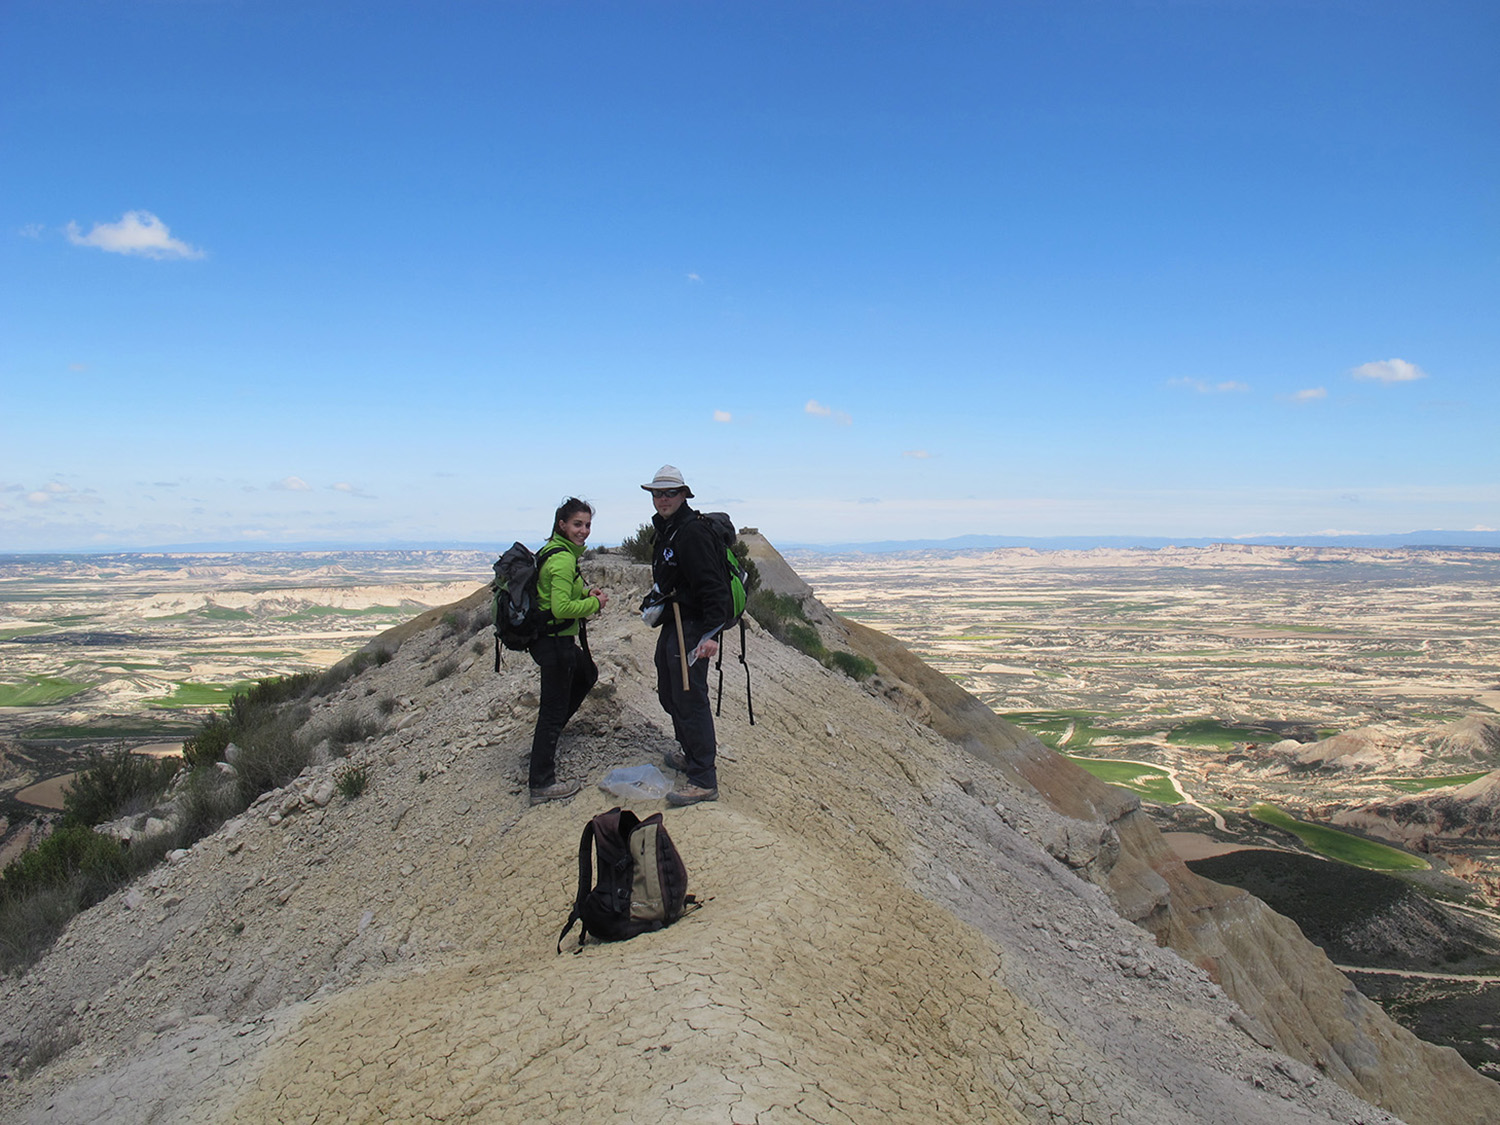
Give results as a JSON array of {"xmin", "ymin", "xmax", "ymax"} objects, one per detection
[{"xmin": 3, "ymin": 0, "xmax": 1496, "ymax": 551}]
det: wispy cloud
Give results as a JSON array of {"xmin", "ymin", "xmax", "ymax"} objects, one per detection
[
  {"xmin": 805, "ymin": 399, "xmax": 852, "ymax": 426},
  {"xmin": 272, "ymin": 476, "xmax": 313, "ymax": 491},
  {"xmin": 65, "ymin": 210, "xmax": 206, "ymax": 260},
  {"xmin": 331, "ymin": 481, "xmax": 375, "ymax": 499},
  {"xmin": 1351, "ymin": 358, "xmax": 1427, "ymax": 383},
  {"xmin": 1169, "ymin": 377, "xmax": 1250, "ymax": 394},
  {"xmin": 713, "ymin": 409, "xmax": 732, "ymax": 423},
  {"xmin": 903, "ymin": 450, "xmax": 931, "ymax": 459},
  {"xmin": 24, "ymin": 481, "xmax": 98, "ymax": 506},
  {"xmin": 687, "ymin": 272, "xmax": 703, "ymax": 283},
  {"xmin": 1292, "ymin": 387, "xmax": 1327, "ymax": 402},
  {"xmin": 19, "ymin": 223, "xmax": 44, "ymax": 239}
]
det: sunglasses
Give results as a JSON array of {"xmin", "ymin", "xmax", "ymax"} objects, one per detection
[{"xmin": 651, "ymin": 488, "xmax": 686, "ymax": 498}]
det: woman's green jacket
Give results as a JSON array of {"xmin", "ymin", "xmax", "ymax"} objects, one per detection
[{"xmin": 536, "ymin": 534, "xmax": 599, "ymax": 638}]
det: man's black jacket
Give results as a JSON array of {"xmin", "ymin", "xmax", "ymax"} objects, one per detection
[{"xmin": 651, "ymin": 502, "xmax": 732, "ymax": 633}]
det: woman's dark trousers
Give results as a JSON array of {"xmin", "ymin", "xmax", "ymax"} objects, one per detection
[{"xmin": 528, "ymin": 635, "xmax": 598, "ymax": 788}]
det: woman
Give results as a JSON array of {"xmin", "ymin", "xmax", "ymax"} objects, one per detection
[{"xmin": 527, "ymin": 497, "xmax": 609, "ymax": 804}]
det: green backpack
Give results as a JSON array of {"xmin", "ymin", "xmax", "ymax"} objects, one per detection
[{"xmin": 697, "ymin": 512, "xmax": 753, "ymax": 724}]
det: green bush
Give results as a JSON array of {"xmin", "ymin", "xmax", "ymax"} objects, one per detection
[
  {"xmin": 62, "ymin": 746, "xmax": 181, "ymax": 827},
  {"xmin": 784, "ymin": 622, "xmax": 827, "ymax": 662},
  {"xmin": 175, "ymin": 767, "xmax": 242, "ymax": 845},
  {"xmin": 746, "ymin": 589, "xmax": 873, "ymax": 680},
  {"xmin": 182, "ymin": 712, "xmax": 234, "ymax": 768},
  {"xmin": 336, "ymin": 763, "xmax": 371, "ymax": 799},
  {"xmin": 732, "ymin": 539, "xmax": 762, "ymax": 595},
  {"xmin": 233, "ymin": 710, "xmax": 313, "ymax": 806},
  {"xmin": 428, "ymin": 658, "xmax": 459, "ymax": 685},
  {"xmin": 746, "ymin": 589, "xmax": 808, "ymax": 636},
  {"xmin": 1, "ymin": 825, "xmax": 127, "ymax": 905},
  {"xmin": 618, "ymin": 523, "xmax": 655, "ymax": 562},
  {"xmin": 826, "ymin": 650, "xmax": 877, "ymax": 681},
  {"xmin": 327, "ymin": 711, "xmax": 379, "ymax": 753}
]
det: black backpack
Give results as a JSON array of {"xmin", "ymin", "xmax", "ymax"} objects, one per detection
[
  {"xmin": 558, "ymin": 807, "xmax": 693, "ymax": 952},
  {"xmin": 491, "ymin": 541, "xmax": 566, "ymax": 668}
]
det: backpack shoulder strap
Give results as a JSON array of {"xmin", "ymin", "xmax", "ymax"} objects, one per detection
[{"xmin": 557, "ymin": 818, "xmax": 598, "ymax": 953}]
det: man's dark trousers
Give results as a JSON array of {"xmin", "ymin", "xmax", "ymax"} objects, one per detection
[{"xmin": 654, "ymin": 622, "xmax": 717, "ymax": 789}]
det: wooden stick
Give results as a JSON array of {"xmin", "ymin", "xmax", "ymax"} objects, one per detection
[{"xmin": 672, "ymin": 601, "xmax": 690, "ymax": 692}]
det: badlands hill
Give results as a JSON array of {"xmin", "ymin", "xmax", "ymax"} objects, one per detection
[
  {"xmin": 1336, "ymin": 769, "xmax": 1500, "ymax": 847},
  {"xmin": 2, "ymin": 535, "xmax": 1497, "ymax": 1124}
]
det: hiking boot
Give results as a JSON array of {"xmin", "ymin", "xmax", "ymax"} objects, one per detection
[
  {"xmin": 662, "ymin": 747, "xmax": 688, "ymax": 772},
  {"xmin": 666, "ymin": 784, "xmax": 718, "ymax": 807},
  {"xmin": 529, "ymin": 781, "xmax": 581, "ymax": 805}
]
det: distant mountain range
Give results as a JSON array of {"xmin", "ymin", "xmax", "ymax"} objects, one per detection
[
  {"xmin": 6, "ymin": 529, "xmax": 1499, "ymax": 557},
  {"xmin": 782, "ymin": 530, "xmax": 1500, "ymax": 553}
]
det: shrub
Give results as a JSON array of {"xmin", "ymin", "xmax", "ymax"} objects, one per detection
[
  {"xmin": 746, "ymin": 588, "xmax": 873, "ymax": 680},
  {"xmin": 182, "ymin": 712, "xmax": 234, "ymax": 768},
  {"xmin": 232, "ymin": 709, "xmax": 313, "ymax": 806},
  {"xmin": 732, "ymin": 539, "xmax": 762, "ymax": 595},
  {"xmin": 784, "ymin": 622, "xmax": 827, "ymax": 663},
  {"xmin": 827, "ymin": 650, "xmax": 878, "ymax": 681},
  {"xmin": 429, "ymin": 658, "xmax": 459, "ymax": 685},
  {"xmin": 747, "ymin": 589, "xmax": 809, "ymax": 636},
  {"xmin": 326, "ymin": 711, "xmax": 379, "ymax": 753},
  {"xmin": 377, "ymin": 696, "xmax": 398, "ymax": 716},
  {"xmin": 618, "ymin": 523, "xmax": 655, "ymax": 562},
  {"xmin": 0, "ymin": 884, "xmax": 80, "ymax": 976},
  {"xmin": 62, "ymin": 745, "xmax": 181, "ymax": 827},
  {"xmin": 1, "ymin": 824, "xmax": 127, "ymax": 905},
  {"xmin": 175, "ymin": 767, "xmax": 242, "ymax": 845},
  {"xmin": 336, "ymin": 763, "xmax": 370, "ymax": 799}
]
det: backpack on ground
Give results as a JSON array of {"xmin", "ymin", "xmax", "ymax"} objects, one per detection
[
  {"xmin": 491, "ymin": 541, "xmax": 566, "ymax": 669},
  {"xmin": 558, "ymin": 806, "xmax": 693, "ymax": 952},
  {"xmin": 697, "ymin": 512, "xmax": 755, "ymax": 725}
]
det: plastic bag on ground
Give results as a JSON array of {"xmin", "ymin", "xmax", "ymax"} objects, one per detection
[{"xmin": 598, "ymin": 763, "xmax": 670, "ymax": 800}]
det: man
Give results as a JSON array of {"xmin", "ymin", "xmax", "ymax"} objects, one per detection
[{"xmin": 641, "ymin": 464, "xmax": 732, "ymax": 806}]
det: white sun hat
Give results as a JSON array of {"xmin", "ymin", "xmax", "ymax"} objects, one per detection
[{"xmin": 640, "ymin": 465, "xmax": 694, "ymax": 498}]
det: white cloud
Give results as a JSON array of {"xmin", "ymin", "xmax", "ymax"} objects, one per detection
[
  {"xmin": 331, "ymin": 481, "xmax": 375, "ymax": 499},
  {"xmin": 805, "ymin": 399, "xmax": 852, "ymax": 426},
  {"xmin": 19, "ymin": 223, "xmax": 44, "ymax": 239},
  {"xmin": 903, "ymin": 450, "xmax": 931, "ymax": 459},
  {"xmin": 65, "ymin": 210, "xmax": 205, "ymax": 260},
  {"xmin": 687, "ymin": 273, "xmax": 703, "ymax": 283},
  {"xmin": 1292, "ymin": 387, "xmax": 1327, "ymax": 402},
  {"xmin": 1169, "ymin": 377, "xmax": 1250, "ymax": 394},
  {"xmin": 1351, "ymin": 358, "xmax": 1427, "ymax": 383},
  {"xmin": 272, "ymin": 476, "xmax": 313, "ymax": 491},
  {"xmin": 713, "ymin": 410, "xmax": 732, "ymax": 423}
]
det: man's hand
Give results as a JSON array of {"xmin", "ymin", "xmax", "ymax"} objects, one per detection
[
  {"xmin": 591, "ymin": 588, "xmax": 609, "ymax": 610},
  {"xmin": 691, "ymin": 638, "xmax": 719, "ymax": 662}
]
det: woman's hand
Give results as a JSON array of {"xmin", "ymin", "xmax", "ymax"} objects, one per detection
[{"xmin": 592, "ymin": 588, "xmax": 609, "ymax": 611}]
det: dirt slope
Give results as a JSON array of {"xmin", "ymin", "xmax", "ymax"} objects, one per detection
[{"xmin": 0, "ymin": 545, "xmax": 1493, "ymax": 1123}]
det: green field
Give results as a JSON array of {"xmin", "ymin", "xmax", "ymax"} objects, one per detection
[
  {"xmin": 0, "ymin": 625, "xmax": 52, "ymax": 640},
  {"xmin": 146, "ymin": 681, "xmax": 258, "ymax": 708},
  {"xmin": 1385, "ymin": 773, "xmax": 1488, "ymax": 794},
  {"xmin": 1167, "ymin": 719, "xmax": 1276, "ymax": 748},
  {"xmin": 0, "ymin": 677, "xmax": 92, "ymax": 707},
  {"xmin": 1003, "ymin": 710, "xmax": 1148, "ymax": 749},
  {"xmin": 1250, "ymin": 803, "xmax": 1430, "ymax": 871},
  {"xmin": 1067, "ymin": 757, "xmax": 1182, "ymax": 804}
]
